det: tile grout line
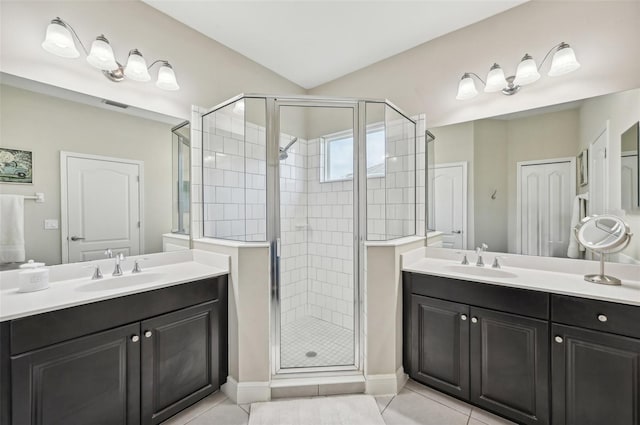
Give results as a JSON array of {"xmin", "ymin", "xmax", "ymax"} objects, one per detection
[
  {"xmin": 403, "ymin": 384, "xmax": 472, "ymax": 417},
  {"xmin": 380, "ymin": 395, "xmax": 395, "ymax": 415}
]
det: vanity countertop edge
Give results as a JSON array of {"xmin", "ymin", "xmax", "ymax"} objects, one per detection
[
  {"xmin": 402, "ymin": 249, "xmax": 640, "ymax": 307},
  {"xmin": 0, "ymin": 249, "xmax": 230, "ymax": 322}
]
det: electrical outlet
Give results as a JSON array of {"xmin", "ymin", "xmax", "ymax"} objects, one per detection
[{"xmin": 44, "ymin": 219, "xmax": 59, "ymax": 230}]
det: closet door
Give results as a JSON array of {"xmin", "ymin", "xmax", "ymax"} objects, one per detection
[{"xmin": 518, "ymin": 159, "xmax": 574, "ymax": 257}]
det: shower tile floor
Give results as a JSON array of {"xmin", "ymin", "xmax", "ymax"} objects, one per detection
[{"xmin": 280, "ymin": 316, "xmax": 354, "ymax": 368}]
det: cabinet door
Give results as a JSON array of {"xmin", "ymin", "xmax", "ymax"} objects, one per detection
[
  {"xmin": 141, "ymin": 301, "xmax": 219, "ymax": 425},
  {"xmin": 410, "ymin": 295, "xmax": 470, "ymax": 399},
  {"xmin": 11, "ymin": 323, "xmax": 141, "ymax": 425},
  {"xmin": 552, "ymin": 324, "xmax": 640, "ymax": 425},
  {"xmin": 470, "ymin": 307, "xmax": 549, "ymax": 425}
]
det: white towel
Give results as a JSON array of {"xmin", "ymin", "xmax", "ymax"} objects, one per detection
[
  {"xmin": 0, "ymin": 194, "xmax": 25, "ymax": 263},
  {"xmin": 567, "ymin": 193, "xmax": 587, "ymax": 258}
]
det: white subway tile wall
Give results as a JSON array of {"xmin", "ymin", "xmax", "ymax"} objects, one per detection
[{"xmin": 201, "ymin": 105, "xmax": 267, "ymax": 241}]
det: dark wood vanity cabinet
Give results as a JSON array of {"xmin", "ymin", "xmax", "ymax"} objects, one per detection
[
  {"xmin": 404, "ymin": 272, "xmax": 551, "ymax": 425},
  {"xmin": 404, "ymin": 272, "xmax": 640, "ymax": 425},
  {"xmin": 550, "ymin": 295, "xmax": 640, "ymax": 425},
  {"xmin": 1, "ymin": 275, "xmax": 228, "ymax": 425}
]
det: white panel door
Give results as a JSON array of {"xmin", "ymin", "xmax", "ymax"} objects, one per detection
[
  {"xmin": 64, "ymin": 155, "xmax": 141, "ymax": 263},
  {"xmin": 433, "ymin": 163, "xmax": 466, "ymax": 249},
  {"xmin": 589, "ymin": 127, "xmax": 608, "ymax": 215},
  {"xmin": 518, "ymin": 160, "xmax": 574, "ymax": 257},
  {"xmin": 621, "ymin": 153, "xmax": 638, "ymax": 211}
]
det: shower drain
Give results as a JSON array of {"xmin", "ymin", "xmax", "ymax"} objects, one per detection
[{"xmin": 305, "ymin": 351, "xmax": 317, "ymax": 358}]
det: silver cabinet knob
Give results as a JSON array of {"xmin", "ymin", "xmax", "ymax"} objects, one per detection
[
  {"xmin": 555, "ymin": 336, "xmax": 563, "ymax": 343},
  {"xmin": 471, "ymin": 317, "xmax": 478, "ymax": 323},
  {"xmin": 144, "ymin": 331, "xmax": 152, "ymax": 338},
  {"xmin": 597, "ymin": 314, "xmax": 608, "ymax": 322},
  {"xmin": 460, "ymin": 314, "xmax": 467, "ymax": 321},
  {"xmin": 131, "ymin": 335, "xmax": 140, "ymax": 343}
]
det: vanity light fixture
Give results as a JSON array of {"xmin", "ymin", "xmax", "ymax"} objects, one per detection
[
  {"xmin": 42, "ymin": 17, "xmax": 180, "ymax": 91},
  {"xmin": 456, "ymin": 42, "xmax": 580, "ymax": 100}
]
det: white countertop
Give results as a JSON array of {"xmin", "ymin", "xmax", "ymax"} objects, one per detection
[
  {"xmin": 0, "ymin": 250, "xmax": 230, "ymax": 322},
  {"xmin": 402, "ymin": 248, "xmax": 640, "ymax": 307}
]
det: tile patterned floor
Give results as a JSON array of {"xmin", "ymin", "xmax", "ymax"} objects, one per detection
[
  {"xmin": 161, "ymin": 379, "xmax": 516, "ymax": 425},
  {"xmin": 280, "ymin": 316, "xmax": 354, "ymax": 368}
]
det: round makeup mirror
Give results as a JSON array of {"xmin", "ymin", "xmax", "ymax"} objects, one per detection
[{"xmin": 574, "ymin": 214, "xmax": 633, "ymax": 285}]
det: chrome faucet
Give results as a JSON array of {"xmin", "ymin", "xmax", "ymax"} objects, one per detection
[
  {"xmin": 112, "ymin": 252, "xmax": 125, "ymax": 276},
  {"xmin": 476, "ymin": 243, "xmax": 488, "ymax": 267}
]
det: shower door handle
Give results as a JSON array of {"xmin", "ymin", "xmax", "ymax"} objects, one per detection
[{"xmin": 276, "ymin": 238, "xmax": 281, "ymax": 257}]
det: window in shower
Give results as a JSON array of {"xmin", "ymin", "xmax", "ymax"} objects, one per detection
[{"xmin": 320, "ymin": 125, "xmax": 386, "ymax": 182}]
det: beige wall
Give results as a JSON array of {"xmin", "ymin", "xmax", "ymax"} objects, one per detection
[
  {"xmin": 430, "ymin": 121, "xmax": 475, "ymax": 248},
  {"xmin": 0, "ymin": 84, "xmax": 173, "ymax": 265},
  {"xmin": 0, "ymin": 1, "xmax": 305, "ymax": 120},
  {"xmin": 473, "ymin": 120, "xmax": 508, "ymax": 252},
  {"xmin": 309, "ymin": 1, "xmax": 640, "ymax": 127}
]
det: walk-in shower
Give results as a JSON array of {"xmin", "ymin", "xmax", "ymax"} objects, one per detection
[{"xmin": 200, "ymin": 95, "xmax": 417, "ymax": 375}]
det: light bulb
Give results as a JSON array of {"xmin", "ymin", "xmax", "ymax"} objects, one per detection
[
  {"xmin": 484, "ymin": 63, "xmax": 507, "ymax": 93},
  {"xmin": 124, "ymin": 49, "xmax": 151, "ymax": 82},
  {"xmin": 513, "ymin": 54, "xmax": 540, "ymax": 86},
  {"xmin": 41, "ymin": 18, "xmax": 79, "ymax": 58},
  {"xmin": 156, "ymin": 62, "xmax": 180, "ymax": 90},
  {"xmin": 549, "ymin": 43, "xmax": 581, "ymax": 77},
  {"xmin": 86, "ymin": 35, "xmax": 118, "ymax": 71},
  {"xmin": 456, "ymin": 74, "xmax": 478, "ymax": 100}
]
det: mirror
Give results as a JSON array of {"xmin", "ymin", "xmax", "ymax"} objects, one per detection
[
  {"xmin": 428, "ymin": 87, "xmax": 640, "ymax": 264},
  {"xmin": 621, "ymin": 121, "xmax": 639, "ymax": 211},
  {"xmin": 0, "ymin": 74, "xmax": 185, "ymax": 267},
  {"xmin": 574, "ymin": 214, "xmax": 632, "ymax": 285}
]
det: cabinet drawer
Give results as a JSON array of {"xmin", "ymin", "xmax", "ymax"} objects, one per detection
[
  {"xmin": 405, "ymin": 272, "xmax": 549, "ymax": 319},
  {"xmin": 551, "ymin": 295, "xmax": 640, "ymax": 339}
]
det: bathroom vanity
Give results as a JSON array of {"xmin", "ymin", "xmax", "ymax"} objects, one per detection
[
  {"xmin": 0, "ymin": 250, "xmax": 229, "ymax": 425},
  {"xmin": 402, "ymin": 252, "xmax": 640, "ymax": 425}
]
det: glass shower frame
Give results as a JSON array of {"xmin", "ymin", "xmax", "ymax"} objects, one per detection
[{"xmin": 200, "ymin": 94, "xmax": 417, "ymax": 376}]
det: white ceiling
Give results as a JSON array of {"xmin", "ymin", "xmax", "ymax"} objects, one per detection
[{"xmin": 143, "ymin": 0, "xmax": 528, "ymax": 89}]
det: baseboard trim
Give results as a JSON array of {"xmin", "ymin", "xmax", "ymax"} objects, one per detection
[
  {"xmin": 222, "ymin": 376, "xmax": 271, "ymax": 404},
  {"xmin": 365, "ymin": 367, "xmax": 408, "ymax": 395}
]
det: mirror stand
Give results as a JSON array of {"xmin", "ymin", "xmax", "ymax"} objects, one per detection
[{"xmin": 584, "ymin": 252, "xmax": 621, "ymax": 285}]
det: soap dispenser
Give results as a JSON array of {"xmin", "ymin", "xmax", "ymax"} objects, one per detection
[{"xmin": 18, "ymin": 260, "xmax": 50, "ymax": 292}]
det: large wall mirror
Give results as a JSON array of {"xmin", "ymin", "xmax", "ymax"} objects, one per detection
[
  {"xmin": 427, "ymin": 87, "xmax": 640, "ymax": 264},
  {"xmin": 0, "ymin": 73, "xmax": 188, "ymax": 267}
]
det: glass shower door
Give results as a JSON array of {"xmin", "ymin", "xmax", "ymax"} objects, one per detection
[{"xmin": 274, "ymin": 102, "xmax": 359, "ymax": 373}]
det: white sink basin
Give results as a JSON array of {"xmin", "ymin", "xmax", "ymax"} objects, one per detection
[
  {"xmin": 76, "ymin": 273, "xmax": 163, "ymax": 292},
  {"xmin": 446, "ymin": 265, "xmax": 517, "ymax": 279}
]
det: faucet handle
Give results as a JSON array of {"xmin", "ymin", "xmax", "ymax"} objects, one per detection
[
  {"xmin": 492, "ymin": 256, "xmax": 502, "ymax": 269},
  {"xmin": 131, "ymin": 258, "xmax": 147, "ymax": 274},
  {"xmin": 84, "ymin": 264, "xmax": 103, "ymax": 280},
  {"xmin": 104, "ymin": 248, "xmax": 113, "ymax": 258},
  {"xmin": 116, "ymin": 252, "xmax": 125, "ymax": 261},
  {"xmin": 481, "ymin": 243, "xmax": 488, "ymax": 251}
]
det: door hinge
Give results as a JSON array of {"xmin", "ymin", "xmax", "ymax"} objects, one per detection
[
  {"xmin": 136, "ymin": 175, "xmax": 140, "ymax": 182},
  {"xmin": 604, "ymin": 148, "xmax": 607, "ymax": 159},
  {"xmin": 137, "ymin": 221, "xmax": 140, "ymax": 228}
]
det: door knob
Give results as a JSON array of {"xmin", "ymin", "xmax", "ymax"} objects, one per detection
[
  {"xmin": 597, "ymin": 314, "xmax": 608, "ymax": 322},
  {"xmin": 460, "ymin": 314, "xmax": 467, "ymax": 321},
  {"xmin": 555, "ymin": 336, "xmax": 563, "ymax": 343},
  {"xmin": 131, "ymin": 335, "xmax": 140, "ymax": 343},
  {"xmin": 144, "ymin": 331, "xmax": 152, "ymax": 338},
  {"xmin": 70, "ymin": 236, "xmax": 85, "ymax": 241},
  {"xmin": 452, "ymin": 230, "xmax": 462, "ymax": 234},
  {"xmin": 471, "ymin": 317, "xmax": 478, "ymax": 323}
]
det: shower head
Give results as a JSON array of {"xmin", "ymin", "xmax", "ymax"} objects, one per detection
[{"xmin": 279, "ymin": 137, "xmax": 298, "ymax": 160}]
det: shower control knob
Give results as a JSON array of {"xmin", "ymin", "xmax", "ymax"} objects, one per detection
[{"xmin": 460, "ymin": 314, "xmax": 467, "ymax": 321}]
